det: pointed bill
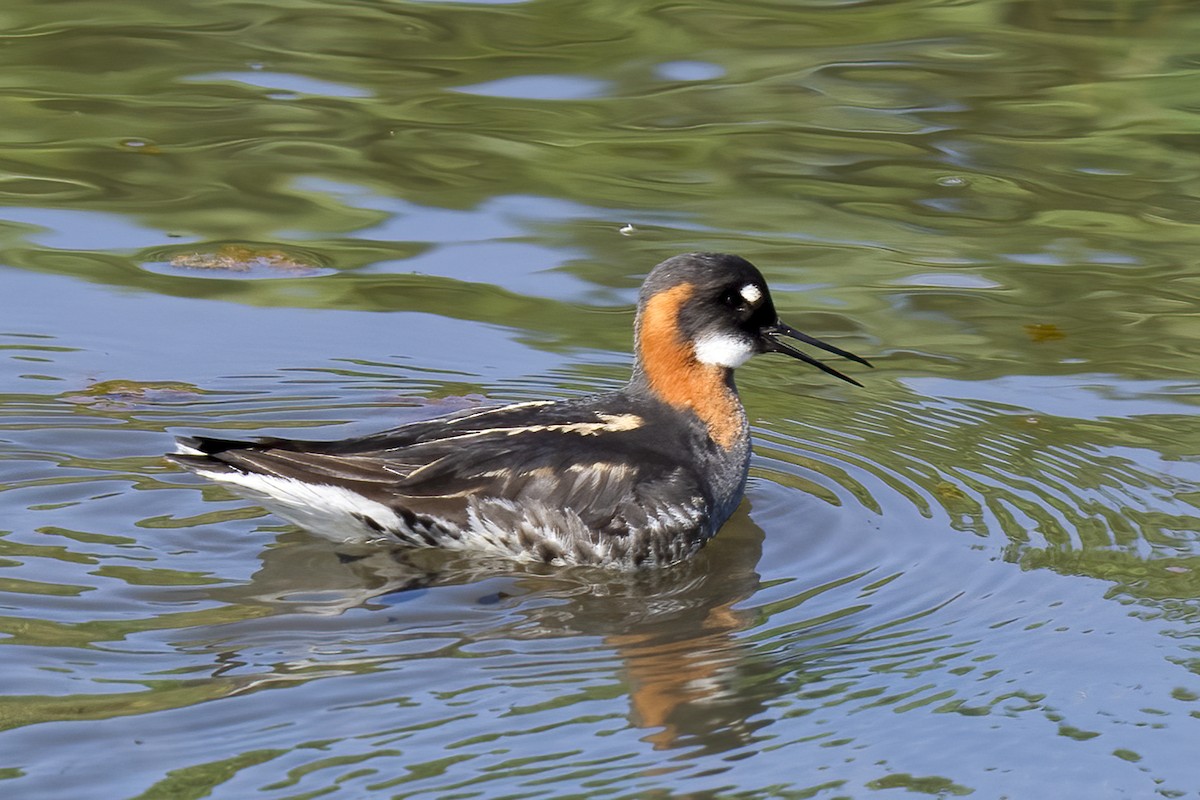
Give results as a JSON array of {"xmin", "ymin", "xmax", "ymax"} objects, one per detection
[{"xmin": 760, "ymin": 322, "xmax": 872, "ymax": 386}]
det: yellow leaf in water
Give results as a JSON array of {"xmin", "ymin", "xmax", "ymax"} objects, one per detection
[
  {"xmin": 1024, "ymin": 323, "xmax": 1066, "ymax": 342},
  {"xmin": 934, "ymin": 481, "xmax": 967, "ymax": 501}
]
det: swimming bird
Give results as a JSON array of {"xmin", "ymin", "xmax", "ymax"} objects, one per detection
[{"xmin": 169, "ymin": 252, "xmax": 870, "ymax": 568}]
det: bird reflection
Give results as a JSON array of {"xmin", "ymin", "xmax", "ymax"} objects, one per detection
[{"xmin": 203, "ymin": 507, "xmax": 770, "ymax": 753}]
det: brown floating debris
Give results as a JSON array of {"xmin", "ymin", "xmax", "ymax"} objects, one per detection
[
  {"xmin": 169, "ymin": 244, "xmax": 323, "ymax": 275},
  {"xmin": 1023, "ymin": 323, "xmax": 1066, "ymax": 342}
]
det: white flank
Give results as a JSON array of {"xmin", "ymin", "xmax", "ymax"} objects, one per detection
[
  {"xmin": 694, "ymin": 331, "xmax": 755, "ymax": 368},
  {"xmin": 193, "ymin": 467, "xmax": 707, "ymax": 568},
  {"xmin": 195, "ymin": 469, "xmax": 403, "ymax": 544},
  {"xmin": 174, "ymin": 442, "xmax": 205, "ymax": 456}
]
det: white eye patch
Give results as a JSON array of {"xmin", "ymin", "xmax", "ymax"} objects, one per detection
[{"xmin": 739, "ymin": 284, "xmax": 763, "ymax": 305}]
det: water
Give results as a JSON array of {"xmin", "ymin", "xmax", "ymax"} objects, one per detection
[{"xmin": 2, "ymin": 0, "xmax": 1199, "ymax": 797}]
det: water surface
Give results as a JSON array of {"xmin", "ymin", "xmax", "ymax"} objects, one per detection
[{"xmin": 2, "ymin": 0, "xmax": 1199, "ymax": 797}]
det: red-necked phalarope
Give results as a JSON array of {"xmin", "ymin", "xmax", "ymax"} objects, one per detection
[{"xmin": 169, "ymin": 252, "xmax": 870, "ymax": 567}]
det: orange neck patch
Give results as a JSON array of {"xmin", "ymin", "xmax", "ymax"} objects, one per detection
[{"xmin": 637, "ymin": 283, "xmax": 746, "ymax": 449}]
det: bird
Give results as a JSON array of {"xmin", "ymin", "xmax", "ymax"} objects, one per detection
[{"xmin": 168, "ymin": 252, "xmax": 870, "ymax": 568}]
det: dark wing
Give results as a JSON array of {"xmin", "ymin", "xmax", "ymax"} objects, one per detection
[
  {"xmin": 172, "ymin": 399, "xmax": 567, "ymax": 459},
  {"xmin": 170, "ymin": 396, "xmax": 713, "ymax": 543}
]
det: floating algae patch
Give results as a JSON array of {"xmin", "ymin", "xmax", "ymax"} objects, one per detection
[
  {"xmin": 140, "ymin": 242, "xmax": 335, "ymax": 279},
  {"xmin": 60, "ymin": 379, "xmax": 205, "ymax": 409}
]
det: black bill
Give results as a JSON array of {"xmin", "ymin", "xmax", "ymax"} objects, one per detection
[{"xmin": 761, "ymin": 321, "xmax": 873, "ymax": 387}]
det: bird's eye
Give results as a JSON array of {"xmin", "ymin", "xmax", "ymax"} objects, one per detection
[
  {"xmin": 722, "ymin": 283, "xmax": 764, "ymax": 315},
  {"xmin": 722, "ymin": 290, "xmax": 749, "ymax": 312}
]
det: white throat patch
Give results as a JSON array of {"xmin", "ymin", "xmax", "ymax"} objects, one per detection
[{"xmin": 694, "ymin": 331, "xmax": 755, "ymax": 368}]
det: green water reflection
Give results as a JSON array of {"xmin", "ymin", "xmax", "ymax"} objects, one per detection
[{"xmin": 2, "ymin": 0, "xmax": 1199, "ymax": 797}]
